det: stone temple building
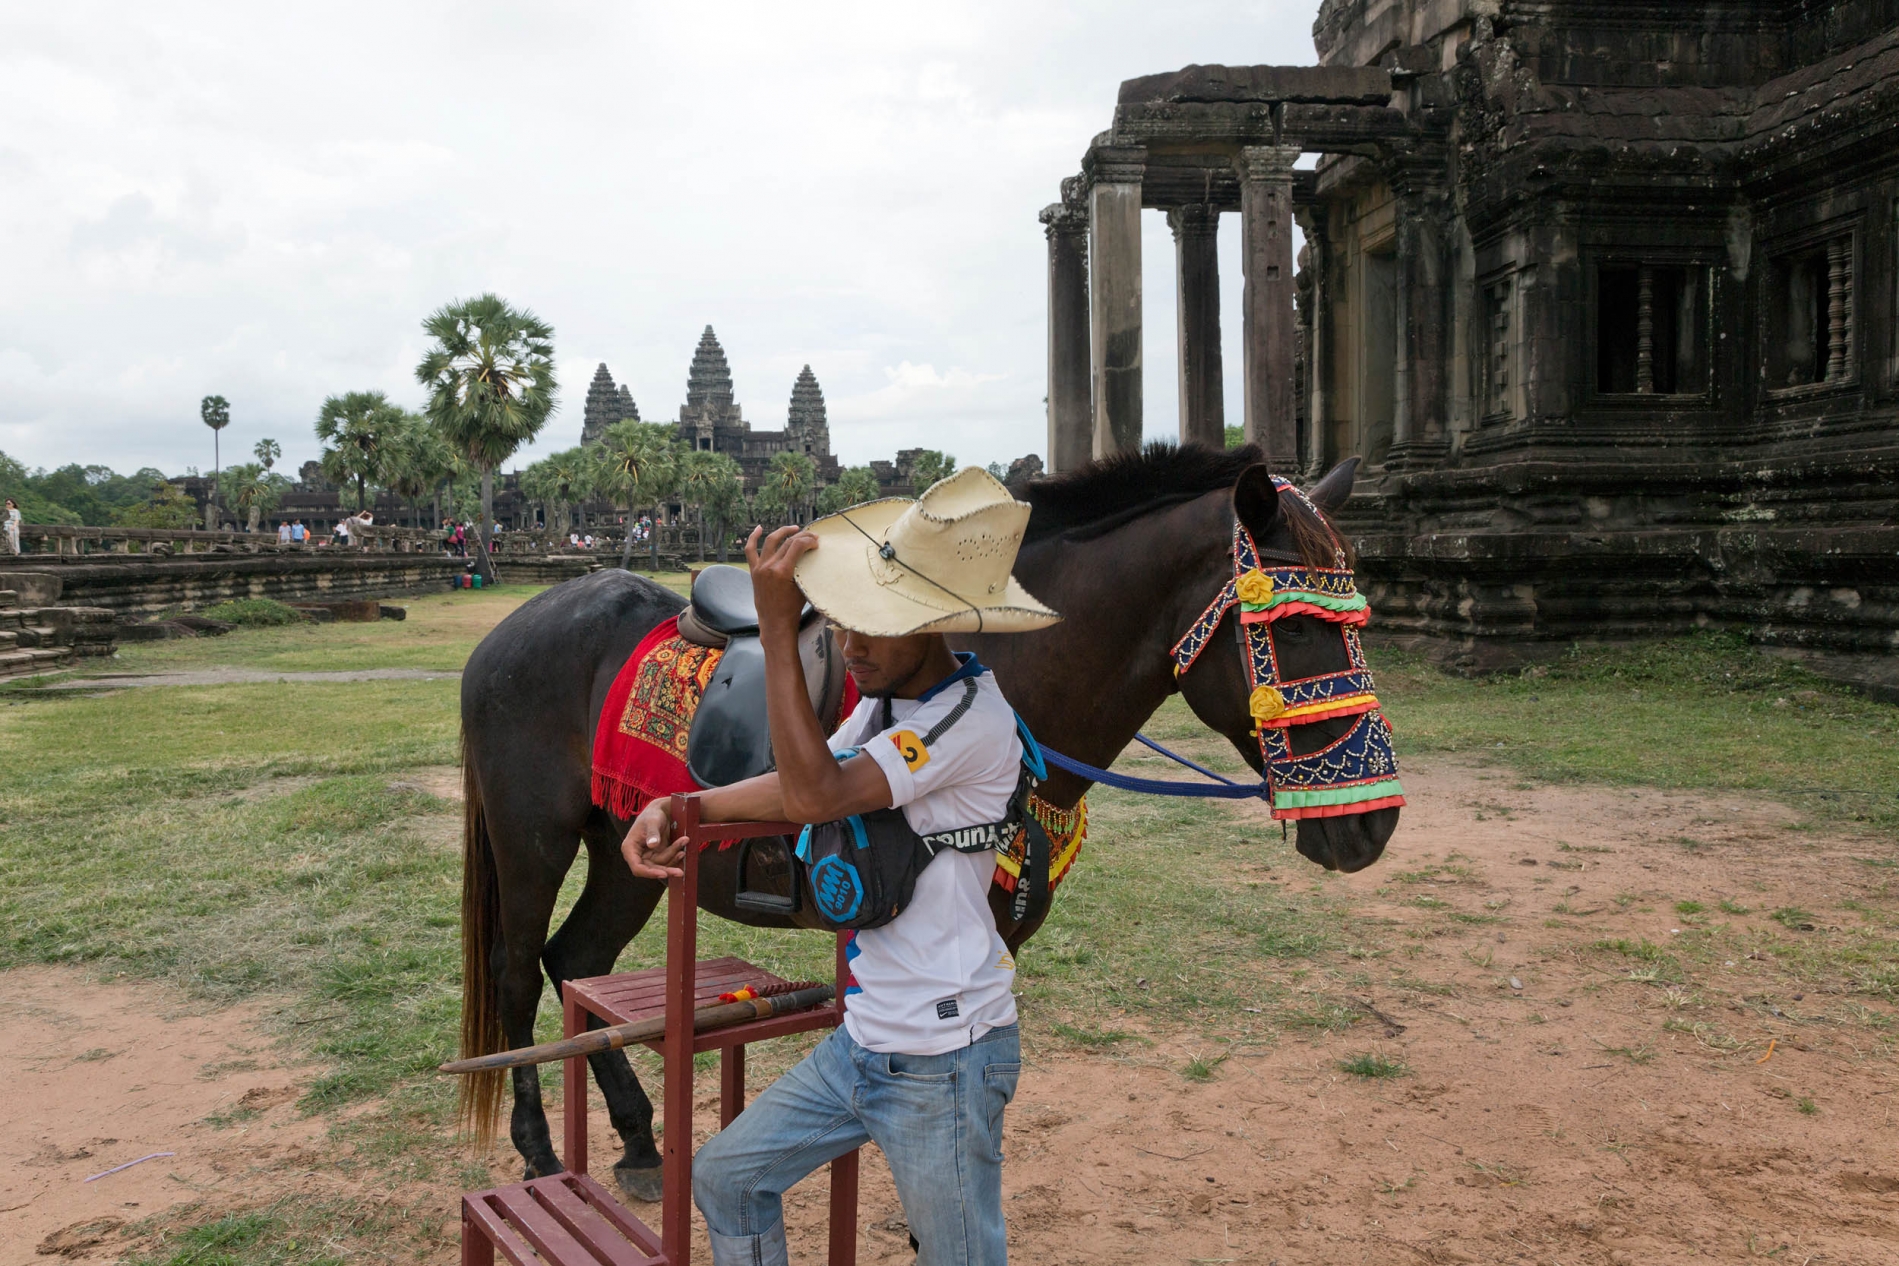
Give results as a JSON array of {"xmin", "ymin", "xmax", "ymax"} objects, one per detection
[
  {"xmin": 1044, "ymin": 0, "xmax": 1899, "ymax": 690},
  {"xmin": 581, "ymin": 364, "xmax": 641, "ymax": 445}
]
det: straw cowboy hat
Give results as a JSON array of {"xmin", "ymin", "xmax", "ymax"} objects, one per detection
[{"xmin": 794, "ymin": 467, "xmax": 1061, "ymax": 636}]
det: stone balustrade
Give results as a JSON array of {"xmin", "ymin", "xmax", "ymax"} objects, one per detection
[{"xmin": 14, "ymin": 522, "xmax": 444, "ymax": 558}]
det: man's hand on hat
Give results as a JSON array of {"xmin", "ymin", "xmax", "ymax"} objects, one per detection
[{"xmin": 746, "ymin": 525, "xmax": 819, "ymax": 633}]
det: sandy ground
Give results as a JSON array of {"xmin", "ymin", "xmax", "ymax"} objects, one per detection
[
  {"xmin": 0, "ymin": 971, "xmax": 328, "ymax": 1261},
  {"xmin": 7, "ymin": 757, "xmax": 1897, "ymax": 1264}
]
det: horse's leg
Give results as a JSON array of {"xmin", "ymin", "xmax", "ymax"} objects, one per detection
[
  {"xmin": 484, "ymin": 797, "xmax": 583, "ymax": 1180},
  {"xmin": 542, "ymin": 823, "xmax": 669, "ymax": 1202}
]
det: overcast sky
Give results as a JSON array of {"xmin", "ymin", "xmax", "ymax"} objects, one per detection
[{"xmin": 1, "ymin": 2, "xmax": 1318, "ymax": 480}]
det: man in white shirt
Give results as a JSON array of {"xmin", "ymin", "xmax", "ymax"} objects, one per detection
[{"xmin": 623, "ymin": 468, "xmax": 1059, "ymax": 1266}]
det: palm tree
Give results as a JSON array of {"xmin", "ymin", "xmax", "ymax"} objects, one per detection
[
  {"xmin": 226, "ymin": 462, "xmax": 289, "ymax": 532},
  {"xmin": 382, "ymin": 412, "xmax": 455, "ymax": 528},
  {"xmin": 753, "ymin": 451, "xmax": 818, "ymax": 526},
  {"xmin": 519, "ymin": 446, "xmax": 593, "ymax": 539},
  {"xmin": 316, "ymin": 390, "xmax": 402, "ymax": 512},
  {"xmin": 415, "ymin": 293, "xmax": 557, "ymax": 582},
  {"xmin": 595, "ymin": 420, "xmax": 680, "ymax": 570},
  {"xmin": 253, "ymin": 437, "xmax": 281, "ymax": 472},
  {"xmin": 815, "ymin": 464, "xmax": 882, "ymax": 516},
  {"xmin": 201, "ymin": 395, "xmax": 230, "ymax": 528},
  {"xmin": 907, "ymin": 449, "xmax": 957, "ymax": 491},
  {"xmin": 677, "ymin": 449, "xmax": 743, "ymax": 562}
]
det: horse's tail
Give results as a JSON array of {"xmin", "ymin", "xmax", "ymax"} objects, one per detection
[{"xmin": 458, "ymin": 751, "xmax": 506, "ymax": 1143}]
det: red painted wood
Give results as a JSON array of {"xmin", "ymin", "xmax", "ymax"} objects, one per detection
[
  {"xmin": 562, "ymin": 1173, "xmax": 665, "ymax": 1261},
  {"xmin": 462, "ymin": 1193, "xmax": 546, "ymax": 1266},
  {"xmin": 563, "ymin": 987, "xmax": 587, "ymax": 1176},
  {"xmin": 491, "ymin": 1183, "xmax": 603, "ymax": 1265},
  {"xmin": 531, "ymin": 1177, "xmax": 658, "ymax": 1266},
  {"xmin": 719, "ymin": 1043, "xmax": 744, "ymax": 1128},
  {"xmin": 827, "ymin": 1149, "xmax": 860, "ymax": 1266},
  {"xmin": 660, "ymin": 793, "xmax": 699, "ymax": 1265},
  {"xmin": 461, "ymin": 1211, "xmax": 495, "ymax": 1266}
]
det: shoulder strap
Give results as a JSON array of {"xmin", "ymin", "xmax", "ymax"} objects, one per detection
[{"xmin": 880, "ymin": 676, "xmax": 980, "ymax": 747}]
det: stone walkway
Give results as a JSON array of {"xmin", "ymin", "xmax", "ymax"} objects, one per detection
[{"xmin": 46, "ymin": 667, "xmax": 461, "ymax": 690}]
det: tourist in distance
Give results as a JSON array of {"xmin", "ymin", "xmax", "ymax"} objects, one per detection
[
  {"xmin": 277, "ymin": 520, "xmax": 291, "ymax": 545},
  {"xmin": 290, "ymin": 519, "xmax": 306, "ymax": 544},
  {"xmin": 3, "ymin": 498, "xmax": 20, "ymax": 554},
  {"xmin": 622, "ymin": 469, "xmax": 1059, "ymax": 1266}
]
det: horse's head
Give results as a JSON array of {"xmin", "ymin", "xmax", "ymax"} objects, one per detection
[{"xmin": 1175, "ymin": 457, "xmax": 1401, "ymax": 873}]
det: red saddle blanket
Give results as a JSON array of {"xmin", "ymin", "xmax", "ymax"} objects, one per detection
[
  {"xmin": 590, "ymin": 616, "xmax": 862, "ymax": 819},
  {"xmin": 590, "ymin": 616, "xmax": 1084, "ymax": 893}
]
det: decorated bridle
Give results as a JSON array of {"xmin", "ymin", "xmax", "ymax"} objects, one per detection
[{"xmin": 1169, "ymin": 477, "xmax": 1406, "ymax": 821}]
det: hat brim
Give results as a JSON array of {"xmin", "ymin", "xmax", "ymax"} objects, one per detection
[{"xmin": 795, "ymin": 499, "xmax": 1062, "ymax": 636}]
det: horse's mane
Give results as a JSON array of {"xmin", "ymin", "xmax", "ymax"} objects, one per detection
[{"xmin": 1018, "ymin": 441, "xmax": 1349, "ymax": 569}]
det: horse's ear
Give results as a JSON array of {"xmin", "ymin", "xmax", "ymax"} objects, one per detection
[
  {"xmin": 1232, "ymin": 464, "xmax": 1280, "ymax": 540},
  {"xmin": 1307, "ymin": 458, "xmax": 1359, "ymax": 514}
]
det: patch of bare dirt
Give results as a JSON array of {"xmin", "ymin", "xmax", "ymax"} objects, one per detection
[{"xmin": 0, "ymin": 969, "xmax": 330, "ymax": 1260}]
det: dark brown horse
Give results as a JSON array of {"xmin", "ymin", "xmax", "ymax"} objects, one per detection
[{"xmin": 458, "ymin": 445, "xmax": 1399, "ymax": 1197}]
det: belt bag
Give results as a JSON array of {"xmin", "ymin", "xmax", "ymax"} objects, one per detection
[{"xmin": 784, "ymin": 763, "xmax": 1048, "ymax": 931}]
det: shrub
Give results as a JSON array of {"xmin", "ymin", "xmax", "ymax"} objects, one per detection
[{"xmin": 199, "ymin": 598, "xmax": 306, "ymax": 627}]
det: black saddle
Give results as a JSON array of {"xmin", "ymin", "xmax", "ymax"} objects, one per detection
[
  {"xmin": 685, "ymin": 566, "xmax": 848, "ymax": 795},
  {"xmin": 688, "ymin": 564, "xmax": 762, "ymax": 636}
]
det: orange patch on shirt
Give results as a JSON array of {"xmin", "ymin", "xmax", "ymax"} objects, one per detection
[{"xmin": 890, "ymin": 730, "xmax": 931, "ymax": 772}]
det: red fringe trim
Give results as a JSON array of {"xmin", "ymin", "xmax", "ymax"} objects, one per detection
[
  {"xmin": 1271, "ymin": 793, "xmax": 1407, "ymax": 821},
  {"xmin": 1240, "ymin": 603, "xmax": 1371, "ymax": 626},
  {"xmin": 591, "ymin": 769, "xmax": 653, "ymax": 822},
  {"xmin": 1259, "ymin": 699, "xmax": 1380, "ymax": 729}
]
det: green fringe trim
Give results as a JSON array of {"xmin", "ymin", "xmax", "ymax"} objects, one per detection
[{"xmin": 1271, "ymin": 778, "xmax": 1405, "ymax": 809}]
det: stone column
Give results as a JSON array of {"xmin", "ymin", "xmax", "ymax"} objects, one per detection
[
  {"xmin": 1295, "ymin": 206, "xmax": 1331, "ymax": 476},
  {"xmin": 1238, "ymin": 145, "xmax": 1302, "ymax": 466},
  {"xmin": 1088, "ymin": 147, "xmax": 1146, "ymax": 458},
  {"xmin": 1041, "ymin": 197, "xmax": 1092, "ymax": 474},
  {"xmin": 1391, "ymin": 182, "xmax": 1450, "ymax": 457},
  {"xmin": 1168, "ymin": 205, "xmax": 1225, "ymax": 449}
]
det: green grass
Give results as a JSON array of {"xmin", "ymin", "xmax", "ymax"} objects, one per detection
[
  {"xmin": 1338, "ymin": 1052, "xmax": 1407, "ymax": 1078},
  {"xmin": 198, "ymin": 597, "xmax": 309, "ymax": 626},
  {"xmin": 4, "ymin": 599, "xmax": 1896, "ymax": 1263}
]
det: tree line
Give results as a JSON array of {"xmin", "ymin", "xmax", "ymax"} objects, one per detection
[{"xmin": 4, "ymin": 290, "xmax": 960, "ymax": 578}]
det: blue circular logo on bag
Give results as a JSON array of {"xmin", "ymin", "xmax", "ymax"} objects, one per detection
[{"xmin": 810, "ymin": 855, "xmax": 864, "ymax": 923}]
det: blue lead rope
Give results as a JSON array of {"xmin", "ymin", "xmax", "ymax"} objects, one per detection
[{"xmin": 1037, "ymin": 733, "xmax": 1271, "ymax": 801}]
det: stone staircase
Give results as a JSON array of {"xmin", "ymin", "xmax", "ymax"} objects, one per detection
[{"xmin": 0, "ymin": 575, "xmax": 120, "ymax": 681}]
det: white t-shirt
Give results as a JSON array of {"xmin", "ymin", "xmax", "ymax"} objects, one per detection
[{"xmin": 827, "ymin": 655, "xmax": 1021, "ymax": 1055}]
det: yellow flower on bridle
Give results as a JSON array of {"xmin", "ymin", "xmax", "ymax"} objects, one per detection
[
  {"xmin": 1235, "ymin": 569, "xmax": 1275, "ymax": 606},
  {"xmin": 1249, "ymin": 685, "xmax": 1287, "ymax": 723}
]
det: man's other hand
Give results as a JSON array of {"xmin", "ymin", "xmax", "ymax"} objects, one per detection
[
  {"xmin": 621, "ymin": 800, "xmax": 686, "ymax": 880},
  {"xmin": 746, "ymin": 525, "xmax": 819, "ymax": 632}
]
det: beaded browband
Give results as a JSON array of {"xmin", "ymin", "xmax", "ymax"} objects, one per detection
[{"xmin": 1169, "ymin": 477, "xmax": 1406, "ymax": 821}]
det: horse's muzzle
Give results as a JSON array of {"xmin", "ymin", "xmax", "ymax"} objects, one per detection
[{"xmin": 1295, "ymin": 805, "xmax": 1399, "ymax": 873}]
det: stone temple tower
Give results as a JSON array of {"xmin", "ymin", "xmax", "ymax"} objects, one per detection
[
  {"xmin": 678, "ymin": 326, "xmax": 745, "ymax": 451},
  {"xmin": 581, "ymin": 363, "xmax": 638, "ymax": 445},
  {"xmin": 785, "ymin": 365, "xmax": 830, "ymax": 456}
]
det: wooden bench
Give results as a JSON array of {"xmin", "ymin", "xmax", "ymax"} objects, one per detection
[{"xmin": 462, "ymin": 796, "xmax": 858, "ymax": 1266}]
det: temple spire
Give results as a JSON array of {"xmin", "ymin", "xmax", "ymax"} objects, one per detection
[{"xmin": 786, "ymin": 364, "xmax": 830, "ymax": 456}]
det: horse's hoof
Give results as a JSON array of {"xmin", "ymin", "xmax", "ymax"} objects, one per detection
[
  {"xmin": 523, "ymin": 1158, "xmax": 566, "ymax": 1181},
  {"xmin": 615, "ymin": 1162, "xmax": 664, "ymax": 1204}
]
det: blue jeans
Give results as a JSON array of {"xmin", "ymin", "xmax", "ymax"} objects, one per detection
[{"xmin": 693, "ymin": 1023, "xmax": 1021, "ymax": 1266}]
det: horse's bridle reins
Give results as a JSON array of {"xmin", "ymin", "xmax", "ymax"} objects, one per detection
[{"xmin": 1169, "ymin": 477, "xmax": 1406, "ymax": 821}]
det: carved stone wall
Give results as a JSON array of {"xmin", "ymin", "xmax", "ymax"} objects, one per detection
[{"xmin": 1293, "ymin": 0, "xmax": 1899, "ymax": 685}]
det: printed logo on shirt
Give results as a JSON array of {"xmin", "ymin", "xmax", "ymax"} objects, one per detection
[
  {"xmin": 890, "ymin": 730, "xmax": 931, "ymax": 772},
  {"xmin": 935, "ymin": 998, "xmax": 960, "ymax": 1020},
  {"xmin": 995, "ymin": 951, "xmax": 1015, "ymax": 971}
]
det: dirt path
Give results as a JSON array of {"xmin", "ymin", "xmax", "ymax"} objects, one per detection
[
  {"xmin": 8, "ymin": 758, "xmax": 1896, "ymax": 1264},
  {"xmin": 45, "ymin": 668, "xmax": 460, "ymax": 690}
]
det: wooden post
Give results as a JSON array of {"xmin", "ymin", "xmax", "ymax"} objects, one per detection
[
  {"xmin": 827, "ymin": 930, "xmax": 858, "ymax": 1266},
  {"xmin": 662, "ymin": 793, "xmax": 701, "ymax": 1265},
  {"xmin": 563, "ymin": 985, "xmax": 588, "ymax": 1175}
]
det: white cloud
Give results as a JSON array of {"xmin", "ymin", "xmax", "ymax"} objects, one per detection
[{"xmin": 0, "ymin": 0, "xmax": 1316, "ymax": 478}]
